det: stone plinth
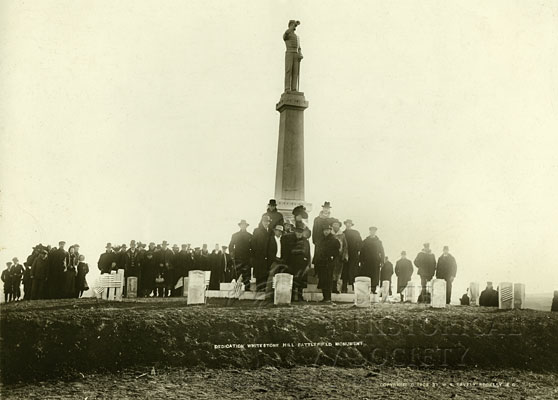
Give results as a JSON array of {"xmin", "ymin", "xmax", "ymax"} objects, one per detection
[{"xmin": 187, "ymin": 270, "xmax": 206, "ymax": 305}]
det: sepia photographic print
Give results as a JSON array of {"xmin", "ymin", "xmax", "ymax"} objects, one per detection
[{"xmin": 1, "ymin": 1, "xmax": 558, "ymax": 399}]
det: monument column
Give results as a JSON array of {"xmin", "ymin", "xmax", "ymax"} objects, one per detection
[
  {"xmin": 274, "ymin": 20, "xmax": 312, "ymax": 220},
  {"xmin": 275, "ymin": 92, "xmax": 311, "ymax": 218}
]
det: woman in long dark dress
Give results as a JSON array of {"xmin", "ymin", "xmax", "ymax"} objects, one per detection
[
  {"xmin": 64, "ymin": 246, "xmax": 78, "ymax": 298},
  {"xmin": 76, "ymin": 255, "xmax": 89, "ymax": 298}
]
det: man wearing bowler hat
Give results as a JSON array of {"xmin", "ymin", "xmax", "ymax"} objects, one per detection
[
  {"xmin": 314, "ymin": 224, "xmax": 340, "ymax": 303},
  {"xmin": 360, "ymin": 227, "xmax": 385, "ymax": 293},
  {"xmin": 264, "ymin": 199, "xmax": 284, "ymax": 230},
  {"xmin": 342, "ymin": 219, "xmax": 362, "ymax": 293},
  {"xmin": 229, "ymin": 219, "xmax": 253, "ymax": 291},
  {"xmin": 157, "ymin": 240, "xmax": 174, "ymax": 297},
  {"xmin": 97, "ymin": 243, "xmax": 116, "ymax": 274},
  {"xmin": 312, "ymin": 201, "xmax": 334, "ymax": 268}
]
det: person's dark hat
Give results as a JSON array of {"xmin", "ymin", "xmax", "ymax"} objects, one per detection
[
  {"xmin": 221, "ymin": 245, "xmax": 228, "ymax": 249},
  {"xmin": 294, "ymin": 222, "xmax": 305, "ymax": 232},
  {"xmin": 292, "ymin": 205, "xmax": 308, "ymax": 219},
  {"xmin": 331, "ymin": 219, "xmax": 341, "ymax": 226},
  {"xmin": 369, "ymin": 226, "xmax": 378, "ymax": 231},
  {"xmin": 194, "ymin": 247, "xmax": 201, "ymax": 251},
  {"xmin": 344, "ymin": 219, "xmax": 354, "ymax": 226},
  {"xmin": 148, "ymin": 242, "xmax": 156, "ymax": 247},
  {"xmin": 105, "ymin": 242, "xmax": 112, "ymax": 248},
  {"xmin": 172, "ymin": 244, "xmax": 179, "ymax": 249},
  {"xmin": 238, "ymin": 219, "xmax": 250, "ymax": 227},
  {"xmin": 321, "ymin": 201, "xmax": 331, "ymax": 209},
  {"xmin": 443, "ymin": 245, "xmax": 449, "ymax": 251},
  {"xmin": 401, "ymin": 250, "xmax": 407, "ymax": 256},
  {"xmin": 121, "ymin": 243, "xmax": 127, "ymax": 248},
  {"xmin": 162, "ymin": 240, "xmax": 169, "ymax": 246},
  {"xmin": 268, "ymin": 199, "xmax": 277, "ymax": 206},
  {"xmin": 59, "ymin": 240, "xmax": 66, "ymax": 245}
]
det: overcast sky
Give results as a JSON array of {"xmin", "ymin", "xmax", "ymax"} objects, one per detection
[{"xmin": 1, "ymin": 0, "xmax": 557, "ymax": 295}]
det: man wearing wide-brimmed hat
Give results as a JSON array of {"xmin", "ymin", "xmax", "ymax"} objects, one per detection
[
  {"xmin": 229, "ymin": 219, "xmax": 253, "ymax": 291},
  {"xmin": 156, "ymin": 240, "xmax": 174, "ymax": 297},
  {"xmin": 263, "ymin": 199, "xmax": 284, "ymax": 230},
  {"xmin": 342, "ymin": 219, "xmax": 362, "ymax": 293}
]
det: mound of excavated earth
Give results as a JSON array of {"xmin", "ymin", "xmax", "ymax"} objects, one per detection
[{"xmin": 1, "ymin": 298, "xmax": 557, "ymax": 384}]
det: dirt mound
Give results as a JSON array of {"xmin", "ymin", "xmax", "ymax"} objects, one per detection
[{"xmin": 1, "ymin": 298, "xmax": 558, "ymax": 383}]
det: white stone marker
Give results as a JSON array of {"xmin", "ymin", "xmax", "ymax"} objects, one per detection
[
  {"xmin": 513, "ymin": 283, "xmax": 525, "ymax": 309},
  {"xmin": 381, "ymin": 281, "xmax": 390, "ymax": 303},
  {"xmin": 469, "ymin": 282, "xmax": 480, "ymax": 306},
  {"xmin": 182, "ymin": 277, "xmax": 189, "ymax": 297},
  {"xmin": 498, "ymin": 282, "xmax": 513, "ymax": 310},
  {"xmin": 354, "ymin": 276, "xmax": 371, "ymax": 307},
  {"xmin": 274, "ymin": 273, "xmax": 293, "ymax": 305},
  {"xmin": 187, "ymin": 270, "xmax": 206, "ymax": 305},
  {"xmin": 126, "ymin": 277, "xmax": 138, "ymax": 298},
  {"xmin": 431, "ymin": 279, "xmax": 447, "ymax": 308},
  {"xmin": 404, "ymin": 280, "xmax": 420, "ymax": 303}
]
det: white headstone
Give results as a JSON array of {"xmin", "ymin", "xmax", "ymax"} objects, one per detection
[
  {"xmin": 182, "ymin": 277, "xmax": 189, "ymax": 297},
  {"xmin": 274, "ymin": 273, "xmax": 293, "ymax": 305},
  {"xmin": 404, "ymin": 280, "xmax": 421, "ymax": 303},
  {"xmin": 469, "ymin": 282, "xmax": 480, "ymax": 306},
  {"xmin": 513, "ymin": 283, "xmax": 525, "ymax": 309},
  {"xmin": 354, "ymin": 276, "xmax": 371, "ymax": 307},
  {"xmin": 498, "ymin": 282, "xmax": 513, "ymax": 310},
  {"xmin": 187, "ymin": 270, "xmax": 206, "ymax": 305},
  {"xmin": 126, "ymin": 277, "xmax": 138, "ymax": 298},
  {"xmin": 381, "ymin": 281, "xmax": 390, "ymax": 303},
  {"xmin": 431, "ymin": 279, "xmax": 447, "ymax": 308}
]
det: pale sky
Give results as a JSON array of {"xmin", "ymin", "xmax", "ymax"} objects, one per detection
[{"xmin": 1, "ymin": 0, "xmax": 557, "ymax": 295}]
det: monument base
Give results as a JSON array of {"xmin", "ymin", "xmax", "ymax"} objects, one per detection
[{"xmin": 276, "ymin": 199, "xmax": 312, "ymax": 224}]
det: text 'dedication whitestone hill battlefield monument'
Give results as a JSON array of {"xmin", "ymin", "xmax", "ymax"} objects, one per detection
[{"xmin": 274, "ymin": 20, "xmax": 311, "ymax": 218}]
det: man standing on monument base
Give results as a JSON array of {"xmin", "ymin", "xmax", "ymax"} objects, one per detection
[{"xmin": 283, "ymin": 20, "xmax": 303, "ymax": 92}]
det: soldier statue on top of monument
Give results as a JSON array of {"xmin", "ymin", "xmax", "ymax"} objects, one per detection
[{"xmin": 283, "ymin": 20, "xmax": 303, "ymax": 92}]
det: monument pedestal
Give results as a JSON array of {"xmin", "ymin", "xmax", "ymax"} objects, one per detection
[{"xmin": 275, "ymin": 91, "xmax": 311, "ymax": 221}]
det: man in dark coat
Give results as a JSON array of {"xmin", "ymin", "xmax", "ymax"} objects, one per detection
[
  {"xmin": 11, "ymin": 257, "xmax": 25, "ymax": 301},
  {"xmin": 342, "ymin": 219, "xmax": 362, "ymax": 293},
  {"xmin": 292, "ymin": 205, "xmax": 311, "ymax": 238},
  {"xmin": 124, "ymin": 240, "xmax": 141, "ymax": 297},
  {"xmin": 479, "ymin": 282, "xmax": 499, "ymax": 307},
  {"xmin": 251, "ymin": 215, "xmax": 272, "ymax": 292},
  {"xmin": 551, "ymin": 291, "xmax": 558, "ymax": 312},
  {"xmin": 97, "ymin": 243, "xmax": 116, "ymax": 274},
  {"xmin": 30, "ymin": 250, "xmax": 49, "ymax": 300},
  {"xmin": 359, "ymin": 227, "xmax": 385, "ymax": 293},
  {"xmin": 172, "ymin": 244, "xmax": 191, "ymax": 295},
  {"xmin": 156, "ymin": 241, "xmax": 174, "ymax": 297},
  {"xmin": 263, "ymin": 199, "xmax": 284, "ymax": 230},
  {"xmin": 380, "ymin": 256, "xmax": 394, "ymax": 296},
  {"xmin": 314, "ymin": 225, "xmax": 340, "ymax": 303},
  {"xmin": 286, "ymin": 223, "xmax": 311, "ymax": 301},
  {"xmin": 2, "ymin": 262, "xmax": 13, "ymax": 302},
  {"xmin": 265, "ymin": 225, "xmax": 289, "ymax": 298},
  {"xmin": 395, "ymin": 251, "xmax": 413, "ymax": 301},
  {"xmin": 48, "ymin": 241, "xmax": 68, "ymax": 299},
  {"xmin": 312, "ymin": 201, "xmax": 333, "ymax": 251},
  {"xmin": 436, "ymin": 246, "xmax": 457, "ymax": 304},
  {"xmin": 22, "ymin": 260, "xmax": 32, "ymax": 301},
  {"xmin": 141, "ymin": 243, "xmax": 157, "ymax": 297},
  {"xmin": 229, "ymin": 219, "xmax": 253, "ymax": 290},
  {"xmin": 209, "ymin": 246, "xmax": 233, "ymax": 290},
  {"xmin": 414, "ymin": 243, "xmax": 436, "ymax": 293}
]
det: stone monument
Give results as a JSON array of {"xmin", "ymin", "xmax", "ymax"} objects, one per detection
[
  {"xmin": 354, "ymin": 276, "xmax": 371, "ymax": 307},
  {"xmin": 275, "ymin": 20, "xmax": 311, "ymax": 218},
  {"xmin": 431, "ymin": 279, "xmax": 447, "ymax": 308},
  {"xmin": 498, "ymin": 282, "xmax": 513, "ymax": 310}
]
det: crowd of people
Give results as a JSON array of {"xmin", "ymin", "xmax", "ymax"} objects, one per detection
[
  {"xmin": 2, "ymin": 199, "xmax": 462, "ymax": 305},
  {"xmin": 2, "ymin": 244, "xmax": 89, "ymax": 302}
]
